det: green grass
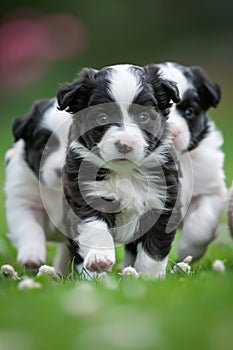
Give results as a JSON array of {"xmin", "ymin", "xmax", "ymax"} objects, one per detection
[
  {"xmin": 1, "ymin": 236, "xmax": 233, "ymax": 350},
  {"xmin": 1, "ymin": 226, "xmax": 233, "ymax": 349}
]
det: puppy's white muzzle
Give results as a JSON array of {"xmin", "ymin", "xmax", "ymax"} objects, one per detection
[{"xmin": 98, "ymin": 125, "xmax": 148, "ymax": 163}]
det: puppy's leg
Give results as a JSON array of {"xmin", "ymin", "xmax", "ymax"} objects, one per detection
[
  {"xmin": 177, "ymin": 193, "xmax": 225, "ymax": 261},
  {"xmin": 7, "ymin": 208, "xmax": 46, "ymax": 269},
  {"xmin": 135, "ymin": 249, "xmax": 168, "ymax": 279},
  {"xmin": 77, "ymin": 219, "xmax": 115, "ymax": 272},
  {"xmin": 122, "ymin": 242, "xmax": 137, "ymax": 269},
  {"xmin": 134, "ymin": 214, "xmax": 177, "ymax": 279},
  {"xmin": 53, "ymin": 243, "xmax": 71, "ymax": 275}
]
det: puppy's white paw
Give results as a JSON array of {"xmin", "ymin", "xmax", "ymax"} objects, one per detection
[
  {"xmin": 17, "ymin": 245, "xmax": 46, "ymax": 270},
  {"xmin": 84, "ymin": 249, "xmax": 115, "ymax": 272}
]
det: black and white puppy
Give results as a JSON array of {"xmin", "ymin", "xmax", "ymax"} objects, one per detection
[
  {"xmin": 4, "ymin": 98, "xmax": 71, "ymax": 271},
  {"xmin": 57, "ymin": 64, "xmax": 181, "ymax": 279},
  {"xmin": 156, "ymin": 62, "xmax": 226, "ymax": 260}
]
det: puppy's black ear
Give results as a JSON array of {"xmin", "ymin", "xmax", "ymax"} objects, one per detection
[
  {"xmin": 13, "ymin": 99, "xmax": 51, "ymax": 141},
  {"xmin": 57, "ymin": 68, "xmax": 97, "ymax": 113},
  {"xmin": 144, "ymin": 64, "xmax": 180, "ymax": 116},
  {"xmin": 190, "ymin": 66, "xmax": 221, "ymax": 109},
  {"xmin": 13, "ymin": 117, "xmax": 29, "ymax": 141}
]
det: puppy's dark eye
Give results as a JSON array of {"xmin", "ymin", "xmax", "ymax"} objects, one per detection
[
  {"xmin": 43, "ymin": 144, "xmax": 50, "ymax": 153},
  {"xmin": 184, "ymin": 108, "xmax": 195, "ymax": 119},
  {"xmin": 37, "ymin": 141, "xmax": 48, "ymax": 152},
  {"xmin": 138, "ymin": 112, "xmax": 150, "ymax": 124},
  {"xmin": 97, "ymin": 114, "xmax": 109, "ymax": 125}
]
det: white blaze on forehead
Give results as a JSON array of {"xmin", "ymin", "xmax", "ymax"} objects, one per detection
[
  {"xmin": 108, "ymin": 65, "xmax": 141, "ymax": 104},
  {"xmin": 108, "ymin": 64, "xmax": 142, "ymax": 123},
  {"xmin": 40, "ymin": 100, "xmax": 71, "ymax": 143},
  {"xmin": 158, "ymin": 62, "xmax": 192, "ymax": 99}
]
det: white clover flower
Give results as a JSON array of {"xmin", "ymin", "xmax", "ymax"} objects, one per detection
[
  {"xmin": 121, "ymin": 266, "xmax": 140, "ymax": 279},
  {"xmin": 171, "ymin": 254, "xmax": 193, "ymax": 275},
  {"xmin": 1, "ymin": 264, "xmax": 20, "ymax": 280},
  {"xmin": 183, "ymin": 255, "xmax": 193, "ymax": 264},
  {"xmin": 37, "ymin": 265, "xmax": 58, "ymax": 277},
  {"xmin": 212, "ymin": 259, "xmax": 225, "ymax": 273},
  {"xmin": 18, "ymin": 277, "xmax": 42, "ymax": 290},
  {"xmin": 171, "ymin": 262, "xmax": 191, "ymax": 275}
]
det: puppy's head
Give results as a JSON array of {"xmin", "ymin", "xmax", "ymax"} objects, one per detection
[
  {"xmin": 158, "ymin": 62, "xmax": 221, "ymax": 152},
  {"xmin": 13, "ymin": 98, "xmax": 71, "ymax": 187},
  {"xmin": 57, "ymin": 64, "xmax": 180, "ymax": 165}
]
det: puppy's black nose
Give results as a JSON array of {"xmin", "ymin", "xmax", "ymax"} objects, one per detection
[
  {"xmin": 115, "ymin": 140, "xmax": 133, "ymax": 154},
  {"xmin": 55, "ymin": 168, "xmax": 62, "ymax": 178}
]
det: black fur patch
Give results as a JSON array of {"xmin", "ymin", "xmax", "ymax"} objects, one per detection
[
  {"xmin": 12, "ymin": 98, "xmax": 59, "ymax": 178},
  {"xmin": 181, "ymin": 64, "xmax": 221, "ymax": 150},
  {"xmin": 175, "ymin": 88, "xmax": 210, "ymax": 151}
]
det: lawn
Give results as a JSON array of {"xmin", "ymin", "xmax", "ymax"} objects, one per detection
[
  {"xmin": 0, "ymin": 77, "xmax": 233, "ymax": 350},
  {"xmin": 1, "ymin": 241, "xmax": 233, "ymax": 350}
]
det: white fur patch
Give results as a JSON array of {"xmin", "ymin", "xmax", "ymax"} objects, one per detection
[
  {"xmin": 5, "ymin": 140, "xmax": 49, "ymax": 265},
  {"xmin": 180, "ymin": 122, "xmax": 226, "ymax": 200},
  {"xmin": 40, "ymin": 102, "xmax": 71, "ymax": 187},
  {"xmin": 97, "ymin": 124, "xmax": 148, "ymax": 163},
  {"xmin": 158, "ymin": 62, "xmax": 191, "ymax": 98},
  {"xmin": 168, "ymin": 113, "xmax": 190, "ymax": 151},
  {"xmin": 77, "ymin": 219, "xmax": 115, "ymax": 254},
  {"xmin": 108, "ymin": 64, "xmax": 141, "ymax": 104},
  {"xmin": 177, "ymin": 124, "xmax": 226, "ymax": 260},
  {"xmin": 76, "ymin": 219, "xmax": 116, "ymax": 272},
  {"xmin": 134, "ymin": 248, "xmax": 168, "ymax": 279}
]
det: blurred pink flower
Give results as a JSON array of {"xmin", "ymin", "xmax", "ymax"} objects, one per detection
[{"xmin": 0, "ymin": 9, "xmax": 87, "ymax": 89}]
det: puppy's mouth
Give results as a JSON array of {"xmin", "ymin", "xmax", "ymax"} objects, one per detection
[
  {"xmin": 114, "ymin": 158, "xmax": 131, "ymax": 161},
  {"xmin": 104, "ymin": 158, "xmax": 138, "ymax": 172},
  {"xmin": 110, "ymin": 156, "xmax": 136, "ymax": 164}
]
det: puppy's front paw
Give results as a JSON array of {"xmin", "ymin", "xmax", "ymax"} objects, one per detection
[
  {"xmin": 17, "ymin": 245, "xmax": 46, "ymax": 272},
  {"xmin": 84, "ymin": 249, "xmax": 115, "ymax": 272}
]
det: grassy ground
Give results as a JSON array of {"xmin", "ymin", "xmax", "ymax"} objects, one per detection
[
  {"xmin": 1, "ymin": 240, "xmax": 233, "ymax": 350},
  {"xmin": 0, "ymin": 85, "xmax": 233, "ymax": 350}
]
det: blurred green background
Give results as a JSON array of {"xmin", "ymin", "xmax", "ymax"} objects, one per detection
[{"xmin": 0, "ymin": 1, "xmax": 233, "ymax": 350}]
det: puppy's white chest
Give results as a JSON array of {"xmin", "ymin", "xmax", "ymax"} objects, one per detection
[
  {"xmin": 114, "ymin": 211, "xmax": 139, "ymax": 244},
  {"xmin": 103, "ymin": 171, "xmax": 164, "ymax": 244},
  {"xmin": 107, "ymin": 171, "xmax": 149, "ymax": 213},
  {"xmin": 86, "ymin": 169, "xmax": 166, "ymax": 244}
]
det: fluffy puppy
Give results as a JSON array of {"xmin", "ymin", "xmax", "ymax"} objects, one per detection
[
  {"xmin": 4, "ymin": 98, "xmax": 71, "ymax": 271},
  {"xmin": 57, "ymin": 64, "xmax": 181, "ymax": 279},
  {"xmin": 156, "ymin": 62, "xmax": 226, "ymax": 260}
]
